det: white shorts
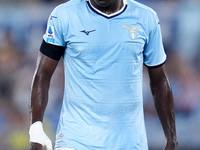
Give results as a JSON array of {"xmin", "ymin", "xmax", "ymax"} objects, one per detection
[{"xmin": 55, "ymin": 148, "xmax": 75, "ymax": 150}]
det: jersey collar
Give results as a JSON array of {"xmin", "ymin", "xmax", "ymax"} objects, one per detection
[{"xmin": 87, "ymin": 0, "xmax": 127, "ymax": 18}]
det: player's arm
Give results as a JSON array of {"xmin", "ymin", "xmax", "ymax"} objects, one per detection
[
  {"xmin": 29, "ymin": 39, "xmax": 65, "ymax": 150},
  {"xmin": 148, "ymin": 65, "xmax": 178, "ymax": 150},
  {"xmin": 30, "ymin": 52, "xmax": 59, "ymax": 123},
  {"xmin": 29, "ymin": 51, "xmax": 59, "ymax": 150}
]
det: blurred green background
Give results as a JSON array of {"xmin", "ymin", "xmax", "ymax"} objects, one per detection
[{"xmin": 0, "ymin": 0, "xmax": 200, "ymax": 149}]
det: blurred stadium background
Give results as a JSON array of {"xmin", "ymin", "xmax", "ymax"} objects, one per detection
[{"xmin": 0, "ymin": 0, "xmax": 200, "ymax": 149}]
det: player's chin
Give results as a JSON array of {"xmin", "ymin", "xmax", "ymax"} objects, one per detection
[{"xmin": 94, "ymin": 0, "xmax": 113, "ymax": 7}]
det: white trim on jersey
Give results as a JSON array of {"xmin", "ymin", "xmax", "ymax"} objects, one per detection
[{"xmin": 87, "ymin": 0, "xmax": 127, "ymax": 18}]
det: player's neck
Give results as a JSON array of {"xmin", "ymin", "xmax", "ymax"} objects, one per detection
[{"xmin": 89, "ymin": 0, "xmax": 124, "ymax": 15}]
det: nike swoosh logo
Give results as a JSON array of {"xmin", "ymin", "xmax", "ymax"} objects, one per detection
[{"xmin": 80, "ymin": 29, "xmax": 96, "ymax": 35}]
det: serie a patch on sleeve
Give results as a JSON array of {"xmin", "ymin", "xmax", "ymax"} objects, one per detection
[{"xmin": 46, "ymin": 25, "xmax": 55, "ymax": 44}]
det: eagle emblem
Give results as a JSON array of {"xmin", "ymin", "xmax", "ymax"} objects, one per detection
[{"xmin": 123, "ymin": 26, "xmax": 141, "ymax": 40}]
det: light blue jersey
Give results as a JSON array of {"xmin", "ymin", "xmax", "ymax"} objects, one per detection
[{"xmin": 43, "ymin": 0, "xmax": 166, "ymax": 149}]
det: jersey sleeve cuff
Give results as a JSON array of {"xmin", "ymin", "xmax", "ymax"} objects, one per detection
[{"xmin": 144, "ymin": 59, "xmax": 166, "ymax": 68}]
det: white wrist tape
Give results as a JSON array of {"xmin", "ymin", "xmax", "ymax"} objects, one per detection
[{"xmin": 29, "ymin": 121, "xmax": 53, "ymax": 150}]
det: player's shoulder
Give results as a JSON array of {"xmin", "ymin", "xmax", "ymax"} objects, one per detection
[
  {"xmin": 53, "ymin": 0, "xmax": 85, "ymax": 14},
  {"xmin": 127, "ymin": 0, "xmax": 157, "ymax": 17}
]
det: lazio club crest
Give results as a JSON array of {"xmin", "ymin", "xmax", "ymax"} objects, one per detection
[{"xmin": 123, "ymin": 26, "xmax": 141, "ymax": 40}]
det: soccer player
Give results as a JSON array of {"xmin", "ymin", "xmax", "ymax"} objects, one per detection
[{"xmin": 29, "ymin": 0, "xmax": 178, "ymax": 149}]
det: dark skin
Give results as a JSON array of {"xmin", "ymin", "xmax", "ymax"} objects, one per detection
[
  {"xmin": 90, "ymin": 0, "xmax": 123, "ymax": 14},
  {"xmin": 30, "ymin": 0, "xmax": 178, "ymax": 149},
  {"xmin": 148, "ymin": 66, "xmax": 178, "ymax": 150},
  {"xmin": 30, "ymin": 54, "xmax": 58, "ymax": 150}
]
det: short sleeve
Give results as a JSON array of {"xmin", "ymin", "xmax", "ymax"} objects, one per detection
[
  {"xmin": 43, "ymin": 7, "xmax": 66, "ymax": 47},
  {"xmin": 143, "ymin": 13, "xmax": 166, "ymax": 67}
]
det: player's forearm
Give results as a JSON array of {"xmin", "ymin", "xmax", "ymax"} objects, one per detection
[
  {"xmin": 30, "ymin": 74, "xmax": 50, "ymax": 124},
  {"xmin": 151, "ymin": 79, "xmax": 177, "ymax": 144},
  {"xmin": 30, "ymin": 53, "xmax": 58, "ymax": 124}
]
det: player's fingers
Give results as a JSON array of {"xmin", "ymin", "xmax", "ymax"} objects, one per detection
[{"xmin": 30, "ymin": 142, "xmax": 43, "ymax": 150}]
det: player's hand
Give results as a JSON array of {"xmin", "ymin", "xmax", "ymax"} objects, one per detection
[
  {"xmin": 29, "ymin": 121, "xmax": 53, "ymax": 150},
  {"xmin": 163, "ymin": 140, "xmax": 178, "ymax": 150}
]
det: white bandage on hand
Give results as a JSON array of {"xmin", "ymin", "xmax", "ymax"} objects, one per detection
[{"xmin": 29, "ymin": 121, "xmax": 53, "ymax": 150}]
